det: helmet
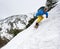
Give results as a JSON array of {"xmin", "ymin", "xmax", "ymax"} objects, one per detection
[
  {"xmin": 44, "ymin": 6, "xmax": 48, "ymax": 11},
  {"xmin": 45, "ymin": 6, "xmax": 48, "ymax": 9}
]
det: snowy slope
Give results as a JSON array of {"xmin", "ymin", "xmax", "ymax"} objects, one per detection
[{"xmin": 1, "ymin": 1, "xmax": 60, "ymax": 49}]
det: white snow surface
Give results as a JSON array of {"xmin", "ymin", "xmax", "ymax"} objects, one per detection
[{"xmin": 1, "ymin": 1, "xmax": 60, "ymax": 49}]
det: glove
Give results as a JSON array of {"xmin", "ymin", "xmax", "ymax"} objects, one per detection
[
  {"xmin": 34, "ymin": 16, "xmax": 37, "ymax": 19},
  {"xmin": 46, "ymin": 16, "xmax": 48, "ymax": 18}
]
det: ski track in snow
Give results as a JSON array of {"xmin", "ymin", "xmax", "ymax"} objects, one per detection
[{"xmin": 1, "ymin": 1, "xmax": 60, "ymax": 49}]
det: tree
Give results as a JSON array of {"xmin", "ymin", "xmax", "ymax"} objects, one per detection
[{"xmin": 46, "ymin": 0, "xmax": 58, "ymax": 11}]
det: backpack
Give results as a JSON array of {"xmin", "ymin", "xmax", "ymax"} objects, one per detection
[{"xmin": 38, "ymin": 6, "xmax": 45, "ymax": 11}]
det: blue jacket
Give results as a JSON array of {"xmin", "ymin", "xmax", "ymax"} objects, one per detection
[{"xmin": 35, "ymin": 9, "xmax": 48, "ymax": 18}]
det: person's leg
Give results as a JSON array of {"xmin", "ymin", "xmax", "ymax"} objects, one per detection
[
  {"xmin": 36, "ymin": 16, "xmax": 44, "ymax": 23},
  {"xmin": 35, "ymin": 16, "xmax": 44, "ymax": 28}
]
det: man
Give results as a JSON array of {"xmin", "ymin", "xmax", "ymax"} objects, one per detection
[{"xmin": 34, "ymin": 6, "xmax": 48, "ymax": 28}]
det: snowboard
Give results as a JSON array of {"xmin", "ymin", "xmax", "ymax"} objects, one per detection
[
  {"xmin": 34, "ymin": 23, "xmax": 39, "ymax": 28},
  {"xmin": 34, "ymin": 25, "xmax": 38, "ymax": 28}
]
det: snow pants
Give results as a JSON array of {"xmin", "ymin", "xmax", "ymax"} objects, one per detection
[{"xmin": 36, "ymin": 16, "xmax": 44, "ymax": 23}]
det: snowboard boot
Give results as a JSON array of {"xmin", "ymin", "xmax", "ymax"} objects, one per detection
[{"xmin": 34, "ymin": 23, "xmax": 39, "ymax": 28}]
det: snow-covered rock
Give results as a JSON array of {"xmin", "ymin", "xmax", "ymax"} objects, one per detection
[{"xmin": 0, "ymin": 14, "xmax": 34, "ymax": 40}]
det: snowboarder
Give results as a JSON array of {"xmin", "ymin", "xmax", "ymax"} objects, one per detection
[{"xmin": 34, "ymin": 6, "xmax": 48, "ymax": 28}]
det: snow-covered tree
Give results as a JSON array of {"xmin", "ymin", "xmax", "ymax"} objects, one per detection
[{"xmin": 46, "ymin": 0, "xmax": 58, "ymax": 11}]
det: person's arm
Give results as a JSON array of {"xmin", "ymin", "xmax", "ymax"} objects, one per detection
[
  {"xmin": 34, "ymin": 11, "xmax": 39, "ymax": 19},
  {"xmin": 45, "ymin": 12, "xmax": 48, "ymax": 18},
  {"xmin": 34, "ymin": 13, "xmax": 38, "ymax": 19}
]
